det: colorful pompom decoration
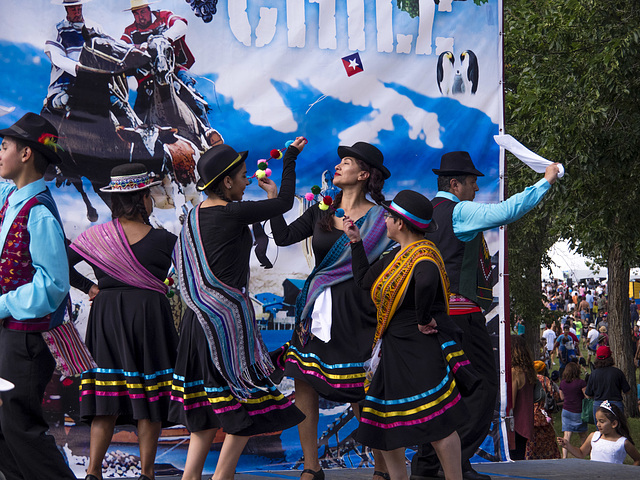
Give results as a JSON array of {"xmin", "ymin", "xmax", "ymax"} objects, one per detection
[
  {"xmin": 335, "ymin": 208, "xmax": 345, "ymax": 218},
  {"xmin": 285, "ymin": 140, "xmax": 294, "ymax": 148},
  {"xmin": 323, "ymin": 196, "xmax": 333, "ymax": 206},
  {"xmin": 311, "ymin": 185, "xmax": 321, "ymax": 195},
  {"xmin": 251, "ymin": 139, "xmax": 303, "ymax": 180},
  {"xmin": 264, "ymin": 168, "xmax": 272, "ymax": 177},
  {"xmin": 270, "ymin": 149, "xmax": 283, "ymax": 160},
  {"xmin": 318, "ymin": 202, "xmax": 330, "ymax": 211},
  {"xmin": 304, "ymin": 192, "xmax": 315, "ymax": 201},
  {"xmin": 256, "ymin": 170, "xmax": 266, "ymax": 179}
]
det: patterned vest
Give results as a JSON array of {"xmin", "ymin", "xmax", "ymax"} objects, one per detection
[
  {"xmin": 0, "ymin": 195, "xmax": 53, "ymax": 331},
  {"xmin": 425, "ymin": 197, "xmax": 493, "ymax": 311}
]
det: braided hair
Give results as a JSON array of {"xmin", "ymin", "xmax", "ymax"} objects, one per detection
[
  {"xmin": 111, "ymin": 189, "xmax": 151, "ymax": 225},
  {"xmin": 318, "ymin": 157, "xmax": 386, "ymax": 232}
]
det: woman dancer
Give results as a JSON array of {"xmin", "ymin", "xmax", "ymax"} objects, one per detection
[
  {"xmin": 69, "ymin": 163, "xmax": 179, "ymax": 480},
  {"xmin": 169, "ymin": 139, "xmax": 307, "ymax": 480},
  {"xmin": 270, "ymin": 142, "xmax": 393, "ymax": 480},
  {"xmin": 344, "ymin": 190, "xmax": 476, "ymax": 480}
]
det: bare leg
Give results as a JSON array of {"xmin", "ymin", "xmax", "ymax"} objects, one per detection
[
  {"xmin": 379, "ymin": 448, "xmax": 408, "ymax": 480},
  {"xmin": 211, "ymin": 434, "xmax": 250, "ymax": 480},
  {"xmin": 181, "ymin": 428, "xmax": 218, "ymax": 480},
  {"xmin": 562, "ymin": 431, "xmax": 572, "ymax": 458},
  {"xmin": 138, "ymin": 419, "xmax": 162, "ymax": 479},
  {"xmin": 351, "ymin": 402, "xmax": 388, "ymax": 477},
  {"xmin": 295, "ymin": 379, "xmax": 321, "ymax": 478},
  {"xmin": 431, "ymin": 432, "xmax": 462, "ymax": 480},
  {"xmin": 87, "ymin": 415, "xmax": 118, "ymax": 478}
]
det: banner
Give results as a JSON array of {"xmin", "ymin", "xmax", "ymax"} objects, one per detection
[{"xmin": 0, "ymin": 0, "xmax": 506, "ymax": 476}]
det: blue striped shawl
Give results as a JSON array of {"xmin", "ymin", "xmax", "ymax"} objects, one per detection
[
  {"xmin": 174, "ymin": 205, "xmax": 274, "ymax": 398},
  {"xmin": 294, "ymin": 205, "xmax": 394, "ymax": 345}
]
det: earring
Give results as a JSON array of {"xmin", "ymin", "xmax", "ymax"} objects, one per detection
[{"xmin": 227, "ymin": 185, "xmax": 231, "ymax": 189}]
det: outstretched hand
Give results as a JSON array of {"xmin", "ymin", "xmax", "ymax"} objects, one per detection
[
  {"xmin": 545, "ymin": 162, "xmax": 561, "ymax": 185},
  {"xmin": 343, "ymin": 215, "xmax": 361, "ymax": 243}
]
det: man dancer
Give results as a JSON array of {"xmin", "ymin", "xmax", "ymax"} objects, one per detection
[
  {"xmin": 0, "ymin": 113, "xmax": 74, "ymax": 479},
  {"xmin": 411, "ymin": 151, "xmax": 560, "ymax": 480}
]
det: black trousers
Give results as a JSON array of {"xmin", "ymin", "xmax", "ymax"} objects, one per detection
[
  {"xmin": 0, "ymin": 327, "xmax": 76, "ymax": 480},
  {"xmin": 411, "ymin": 311, "xmax": 499, "ymax": 475}
]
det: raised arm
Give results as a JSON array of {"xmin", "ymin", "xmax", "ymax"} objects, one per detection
[{"xmin": 226, "ymin": 141, "xmax": 303, "ymax": 225}]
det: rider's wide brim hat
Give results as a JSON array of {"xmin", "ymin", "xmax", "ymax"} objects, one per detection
[
  {"xmin": 100, "ymin": 162, "xmax": 161, "ymax": 192},
  {"xmin": 0, "ymin": 112, "xmax": 63, "ymax": 165},
  {"xmin": 379, "ymin": 190, "xmax": 438, "ymax": 233},
  {"xmin": 124, "ymin": 0, "xmax": 159, "ymax": 11},
  {"xmin": 51, "ymin": 0, "xmax": 93, "ymax": 6},
  {"xmin": 197, "ymin": 144, "xmax": 248, "ymax": 191},
  {"xmin": 337, "ymin": 142, "xmax": 390, "ymax": 179},
  {"xmin": 0, "ymin": 376, "xmax": 14, "ymax": 392},
  {"xmin": 432, "ymin": 151, "xmax": 485, "ymax": 177}
]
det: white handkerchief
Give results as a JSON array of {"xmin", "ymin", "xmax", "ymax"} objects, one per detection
[
  {"xmin": 0, "ymin": 376, "xmax": 15, "ymax": 392},
  {"xmin": 494, "ymin": 134, "xmax": 564, "ymax": 178},
  {"xmin": 310, "ymin": 287, "xmax": 333, "ymax": 343}
]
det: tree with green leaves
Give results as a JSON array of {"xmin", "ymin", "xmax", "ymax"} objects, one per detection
[{"xmin": 504, "ymin": 0, "xmax": 640, "ymax": 415}]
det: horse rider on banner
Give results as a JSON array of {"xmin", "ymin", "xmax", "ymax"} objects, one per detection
[{"xmin": 121, "ymin": 0, "xmax": 211, "ymax": 128}]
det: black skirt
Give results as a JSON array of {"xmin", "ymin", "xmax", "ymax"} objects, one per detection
[
  {"xmin": 169, "ymin": 310, "xmax": 305, "ymax": 435},
  {"xmin": 283, "ymin": 278, "xmax": 377, "ymax": 403},
  {"xmin": 79, "ymin": 287, "xmax": 178, "ymax": 426}
]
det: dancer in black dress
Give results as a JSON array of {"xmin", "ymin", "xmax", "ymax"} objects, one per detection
[
  {"xmin": 344, "ymin": 190, "xmax": 477, "ymax": 480},
  {"xmin": 270, "ymin": 142, "xmax": 393, "ymax": 480},
  {"xmin": 69, "ymin": 163, "xmax": 179, "ymax": 480},
  {"xmin": 170, "ymin": 139, "xmax": 307, "ymax": 480}
]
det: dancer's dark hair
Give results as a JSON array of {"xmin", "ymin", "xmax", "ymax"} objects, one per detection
[
  {"xmin": 319, "ymin": 158, "xmax": 385, "ymax": 232},
  {"xmin": 111, "ymin": 189, "xmax": 151, "ymax": 225}
]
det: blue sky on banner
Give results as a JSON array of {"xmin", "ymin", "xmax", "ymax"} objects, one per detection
[{"xmin": 0, "ymin": 0, "xmax": 502, "ymax": 203}]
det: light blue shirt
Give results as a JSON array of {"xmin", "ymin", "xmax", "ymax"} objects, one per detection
[
  {"xmin": 0, "ymin": 179, "xmax": 69, "ymax": 320},
  {"xmin": 434, "ymin": 178, "xmax": 552, "ymax": 242}
]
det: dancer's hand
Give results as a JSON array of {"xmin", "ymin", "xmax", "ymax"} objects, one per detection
[
  {"xmin": 291, "ymin": 136, "xmax": 307, "ymax": 152},
  {"xmin": 259, "ymin": 177, "xmax": 278, "ymax": 199},
  {"xmin": 343, "ymin": 215, "xmax": 361, "ymax": 243},
  {"xmin": 418, "ymin": 318, "xmax": 438, "ymax": 335},
  {"xmin": 88, "ymin": 284, "xmax": 100, "ymax": 301},
  {"xmin": 545, "ymin": 163, "xmax": 561, "ymax": 185}
]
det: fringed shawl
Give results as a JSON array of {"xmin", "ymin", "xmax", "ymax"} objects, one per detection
[
  {"xmin": 70, "ymin": 219, "xmax": 168, "ymax": 294},
  {"xmin": 174, "ymin": 205, "xmax": 274, "ymax": 398},
  {"xmin": 371, "ymin": 239, "xmax": 449, "ymax": 347},
  {"xmin": 294, "ymin": 205, "xmax": 393, "ymax": 345}
]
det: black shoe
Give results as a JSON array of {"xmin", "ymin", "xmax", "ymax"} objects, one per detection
[
  {"xmin": 85, "ymin": 476, "xmax": 100, "ymax": 480},
  {"xmin": 373, "ymin": 471, "xmax": 391, "ymax": 480},
  {"xmin": 462, "ymin": 467, "xmax": 491, "ymax": 480},
  {"xmin": 301, "ymin": 468, "xmax": 324, "ymax": 480},
  {"xmin": 410, "ymin": 470, "xmax": 444, "ymax": 480},
  {"xmin": 138, "ymin": 476, "xmax": 153, "ymax": 480}
]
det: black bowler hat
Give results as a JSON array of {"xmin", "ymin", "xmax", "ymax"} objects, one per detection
[
  {"xmin": 100, "ymin": 163, "xmax": 161, "ymax": 193},
  {"xmin": 197, "ymin": 144, "xmax": 248, "ymax": 191},
  {"xmin": 380, "ymin": 190, "xmax": 438, "ymax": 233},
  {"xmin": 432, "ymin": 151, "xmax": 484, "ymax": 177},
  {"xmin": 337, "ymin": 142, "xmax": 390, "ymax": 179},
  {"xmin": 0, "ymin": 112, "xmax": 63, "ymax": 165}
]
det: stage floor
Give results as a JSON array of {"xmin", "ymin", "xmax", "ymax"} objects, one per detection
[{"xmin": 147, "ymin": 460, "xmax": 638, "ymax": 480}]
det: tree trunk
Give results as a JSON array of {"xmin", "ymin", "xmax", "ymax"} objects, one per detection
[
  {"xmin": 523, "ymin": 262, "xmax": 543, "ymax": 360},
  {"xmin": 607, "ymin": 242, "xmax": 638, "ymax": 417}
]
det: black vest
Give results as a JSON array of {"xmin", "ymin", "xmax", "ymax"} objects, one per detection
[{"xmin": 425, "ymin": 197, "xmax": 493, "ymax": 310}]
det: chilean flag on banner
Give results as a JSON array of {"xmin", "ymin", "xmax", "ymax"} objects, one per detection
[{"xmin": 341, "ymin": 53, "xmax": 364, "ymax": 77}]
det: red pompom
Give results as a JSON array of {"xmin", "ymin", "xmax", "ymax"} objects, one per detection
[
  {"xmin": 323, "ymin": 196, "xmax": 333, "ymax": 206},
  {"xmin": 270, "ymin": 149, "xmax": 281, "ymax": 159}
]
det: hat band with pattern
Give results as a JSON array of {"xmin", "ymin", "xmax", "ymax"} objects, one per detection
[
  {"xmin": 100, "ymin": 172, "xmax": 159, "ymax": 192},
  {"xmin": 388, "ymin": 201, "xmax": 432, "ymax": 229}
]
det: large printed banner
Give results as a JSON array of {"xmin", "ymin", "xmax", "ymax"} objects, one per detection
[{"xmin": 0, "ymin": 0, "xmax": 506, "ymax": 476}]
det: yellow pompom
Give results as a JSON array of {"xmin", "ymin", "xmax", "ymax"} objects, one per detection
[
  {"xmin": 164, "ymin": 278, "xmax": 170, "ymax": 285},
  {"xmin": 256, "ymin": 170, "xmax": 267, "ymax": 179},
  {"xmin": 319, "ymin": 202, "xmax": 330, "ymax": 211}
]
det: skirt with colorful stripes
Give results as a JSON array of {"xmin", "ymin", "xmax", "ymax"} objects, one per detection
[
  {"xmin": 168, "ymin": 311, "xmax": 305, "ymax": 435},
  {"xmin": 79, "ymin": 288, "xmax": 179, "ymax": 426},
  {"xmin": 355, "ymin": 311, "xmax": 476, "ymax": 451},
  {"xmin": 283, "ymin": 279, "xmax": 378, "ymax": 403}
]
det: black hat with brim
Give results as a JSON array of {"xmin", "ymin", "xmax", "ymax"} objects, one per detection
[
  {"xmin": 337, "ymin": 142, "xmax": 390, "ymax": 179},
  {"xmin": 0, "ymin": 112, "xmax": 63, "ymax": 165},
  {"xmin": 197, "ymin": 144, "xmax": 248, "ymax": 191},
  {"xmin": 100, "ymin": 162, "xmax": 161, "ymax": 193},
  {"xmin": 380, "ymin": 190, "xmax": 438, "ymax": 233},
  {"xmin": 432, "ymin": 151, "xmax": 484, "ymax": 177}
]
